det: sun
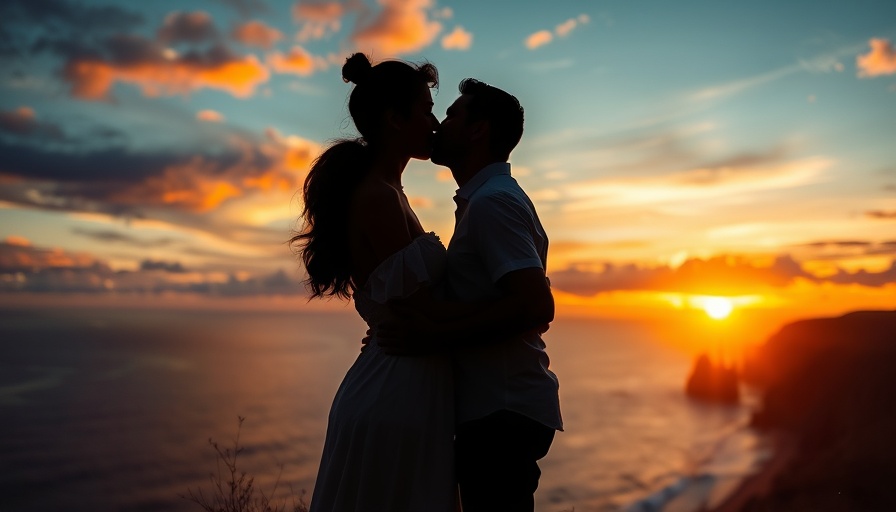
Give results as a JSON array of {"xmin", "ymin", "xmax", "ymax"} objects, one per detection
[{"xmin": 702, "ymin": 297, "xmax": 734, "ymax": 320}]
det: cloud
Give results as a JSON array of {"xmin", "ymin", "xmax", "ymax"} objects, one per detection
[
  {"xmin": 857, "ymin": 38, "xmax": 896, "ymax": 77},
  {"xmin": 127, "ymin": 159, "xmax": 245, "ymax": 212},
  {"xmin": 268, "ymin": 46, "xmax": 328, "ymax": 76},
  {"xmin": 434, "ymin": 7, "xmax": 453, "ymax": 19},
  {"xmin": 351, "ymin": 0, "xmax": 442, "ymax": 56},
  {"xmin": 555, "ymin": 20, "xmax": 577, "ymax": 38},
  {"xmin": 441, "ymin": 25, "xmax": 472, "ymax": 50},
  {"xmin": 801, "ymin": 240, "xmax": 874, "ymax": 248},
  {"xmin": 550, "ymin": 254, "xmax": 811, "ymax": 296},
  {"xmin": 0, "ymin": 238, "xmax": 110, "ymax": 275},
  {"xmin": 0, "ymin": 106, "xmax": 64, "ymax": 140},
  {"xmin": 691, "ymin": 66, "xmax": 799, "ymax": 102},
  {"xmin": 140, "ymin": 259, "xmax": 187, "ymax": 273},
  {"xmin": 232, "ymin": 20, "xmax": 283, "ymax": 49},
  {"xmin": 823, "ymin": 261, "xmax": 896, "ymax": 287},
  {"xmin": 62, "ymin": 36, "xmax": 270, "ymax": 99},
  {"xmin": 1, "ymin": 0, "xmax": 143, "ymax": 63},
  {"xmin": 4, "ymin": 235, "xmax": 31, "ymax": 247},
  {"xmin": 866, "ymin": 210, "xmax": 896, "ymax": 219},
  {"xmin": 158, "ymin": 11, "xmax": 219, "ymax": 43},
  {"xmin": 105, "ymin": 129, "xmax": 319, "ymax": 212},
  {"xmin": 215, "ymin": 0, "xmax": 268, "ymax": 18},
  {"xmin": 543, "ymin": 133, "xmax": 829, "ymax": 213},
  {"xmin": 293, "ymin": 1, "xmax": 346, "ymax": 42},
  {"xmin": 407, "ymin": 196, "xmax": 433, "ymax": 208},
  {"xmin": 71, "ymin": 228, "xmax": 178, "ymax": 248},
  {"xmin": 0, "ymin": 0, "xmax": 144, "ymax": 33},
  {"xmin": 197, "ymin": 109, "xmax": 225, "ymax": 122},
  {"xmin": 576, "ymin": 156, "xmax": 829, "ymax": 206},
  {"xmin": 556, "ymin": 14, "xmax": 589, "ymax": 37},
  {"xmin": 549, "ymin": 253, "xmax": 896, "ymax": 297},
  {"xmin": 795, "ymin": 239, "xmax": 896, "ymax": 260},
  {"xmin": 526, "ymin": 13, "xmax": 589, "ymax": 50},
  {"xmin": 525, "ymin": 30, "xmax": 552, "ymax": 50},
  {"xmin": 294, "ymin": 0, "xmax": 346, "ymax": 21},
  {"xmin": 0, "ymin": 125, "xmax": 320, "ymax": 214},
  {"xmin": 0, "ymin": 238, "xmax": 303, "ymax": 296},
  {"xmin": 526, "ymin": 58, "xmax": 574, "ymax": 72}
]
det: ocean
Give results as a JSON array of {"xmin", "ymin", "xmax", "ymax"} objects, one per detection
[{"xmin": 0, "ymin": 307, "xmax": 770, "ymax": 512}]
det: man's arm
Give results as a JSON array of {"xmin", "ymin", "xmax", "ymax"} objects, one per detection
[
  {"xmin": 379, "ymin": 190, "xmax": 553, "ymax": 354},
  {"xmin": 379, "ymin": 267, "xmax": 552, "ymax": 354},
  {"xmin": 495, "ymin": 267, "xmax": 554, "ymax": 328},
  {"xmin": 439, "ymin": 266, "xmax": 553, "ymax": 348}
]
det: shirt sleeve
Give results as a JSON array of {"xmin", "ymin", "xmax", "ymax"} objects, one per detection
[{"xmin": 469, "ymin": 191, "xmax": 545, "ymax": 283}]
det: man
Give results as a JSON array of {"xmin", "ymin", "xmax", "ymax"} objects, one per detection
[{"xmin": 432, "ymin": 79, "xmax": 562, "ymax": 511}]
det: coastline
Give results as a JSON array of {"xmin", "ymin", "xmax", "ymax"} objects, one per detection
[{"xmin": 705, "ymin": 431, "xmax": 795, "ymax": 512}]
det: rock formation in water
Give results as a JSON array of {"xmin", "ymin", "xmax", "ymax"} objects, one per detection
[{"xmin": 685, "ymin": 352, "xmax": 740, "ymax": 404}]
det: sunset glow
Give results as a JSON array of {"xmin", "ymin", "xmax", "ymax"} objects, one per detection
[
  {"xmin": 0, "ymin": 0, "xmax": 893, "ymax": 333},
  {"xmin": 700, "ymin": 297, "xmax": 734, "ymax": 320}
]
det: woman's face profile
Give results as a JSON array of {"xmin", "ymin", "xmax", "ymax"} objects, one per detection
[{"xmin": 399, "ymin": 84, "xmax": 439, "ymax": 161}]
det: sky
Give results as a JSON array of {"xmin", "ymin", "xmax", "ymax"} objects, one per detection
[{"xmin": 1, "ymin": 0, "xmax": 895, "ymax": 328}]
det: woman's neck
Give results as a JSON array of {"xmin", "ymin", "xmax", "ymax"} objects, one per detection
[{"xmin": 368, "ymin": 146, "xmax": 410, "ymax": 189}]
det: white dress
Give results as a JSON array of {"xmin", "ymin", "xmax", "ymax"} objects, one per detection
[{"xmin": 310, "ymin": 233, "xmax": 456, "ymax": 512}]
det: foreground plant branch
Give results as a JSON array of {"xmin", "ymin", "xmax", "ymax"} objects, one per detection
[{"xmin": 183, "ymin": 416, "xmax": 309, "ymax": 512}]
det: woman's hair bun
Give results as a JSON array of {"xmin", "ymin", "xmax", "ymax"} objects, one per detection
[{"xmin": 342, "ymin": 53, "xmax": 373, "ymax": 85}]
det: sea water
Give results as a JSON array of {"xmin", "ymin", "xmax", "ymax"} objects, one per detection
[{"xmin": 0, "ymin": 307, "xmax": 768, "ymax": 511}]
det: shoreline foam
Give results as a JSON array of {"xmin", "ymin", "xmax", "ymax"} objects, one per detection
[{"xmin": 704, "ymin": 430, "xmax": 795, "ymax": 512}]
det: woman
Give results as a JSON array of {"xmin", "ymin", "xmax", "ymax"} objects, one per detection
[{"xmin": 293, "ymin": 53, "xmax": 455, "ymax": 511}]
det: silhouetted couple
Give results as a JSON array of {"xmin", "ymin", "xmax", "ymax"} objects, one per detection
[{"xmin": 294, "ymin": 53, "xmax": 562, "ymax": 512}]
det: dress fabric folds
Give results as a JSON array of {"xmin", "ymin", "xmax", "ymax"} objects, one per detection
[{"xmin": 310, "ymin": 233, "xmax": 456, "ymax": 512}]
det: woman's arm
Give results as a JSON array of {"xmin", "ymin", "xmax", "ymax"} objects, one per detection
[{"xmin": 380, "ymin": 267, "xmax": 553, "ymax": 355}]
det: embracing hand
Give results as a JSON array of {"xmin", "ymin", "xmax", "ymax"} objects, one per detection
[{"xmin": 375, "ymin": 298, "xmax": 443, "ymax": 356}]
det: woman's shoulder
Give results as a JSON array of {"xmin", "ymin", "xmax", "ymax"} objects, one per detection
[{"xmin": 353, "ymin": 179, "xmax": 403, "ymax": 208}]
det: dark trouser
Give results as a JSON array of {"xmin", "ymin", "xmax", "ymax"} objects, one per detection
[{"xmin": 455, "ymin": 410, "xmax": 555, "ymax": 512}]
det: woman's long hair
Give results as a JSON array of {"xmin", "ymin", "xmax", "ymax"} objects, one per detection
[{"xmin": 290, "ymin": 54, "xmax": 438, "ymax": 299}]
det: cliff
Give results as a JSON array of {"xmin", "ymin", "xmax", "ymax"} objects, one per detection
[{"xmin": 737, "ymin": 310, "xmax": 896, "ymax": 511}]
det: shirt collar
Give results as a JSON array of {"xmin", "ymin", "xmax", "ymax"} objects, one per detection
[{"xmin": 455, "ymin": 162, "xmax": 511, "ymax": 201}]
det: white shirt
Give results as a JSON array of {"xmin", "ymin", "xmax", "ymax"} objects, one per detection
[{"xmin": 446, "ymin": 162, "xmax": 563, "ymax": 430}]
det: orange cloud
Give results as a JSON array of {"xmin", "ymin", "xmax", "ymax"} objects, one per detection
[
  {"xmin": 232, "ymin": 20, "xmax": 284, "ymax": 49},
  {"xmin": 262, "ymin": 127, "xmax": 320, "ymax": 176},
  {"xmin": 0, "ymin": 239, "xmax": 106, "ymax": 271},
  {"xmin": 352, "ymin": 0, "xmax": 442, "ymax": 56},
  {"xmin": 441, "ymin": 25, "xmax": 472, "ymax": 50},
  {"xmin": 268, "ymin": 46, "xmax": 328, "ymax": 76},
  {"xmin": 555, "ymin": 19, "xmax": 576, "ymax": 38},
  {"xmin": 293, "ymin": 1, "xmax": 345, "ymax": 42},
  {"xmin": 525, "ymin": 30, "xmax": 552, "ymax": 50},
  {"xmin": 556, "ymin": 14, "xmax": 589, "ymax": 37},
  {"xmin": 408, "ymin": 196, "xmax": 433, "ymax": 208},
  {"xmin": 4, "ymin": 235, "xmax": 31, "ymax": 247},
  {"xmin": 197, "ymin": 109, "xmax": 225, "ymax": 122},
  {"xmin": 119, "ymin": 158, "xmax": 243, "ymax": 212},
  {"xmin": 101, "ymin": 129, "xmax": 319, "ymax": 212},
  {"xmin": 294, "ymin": 1, "xmax": 345, "ymax": 21},
  {"xmin": 527, "ymin": 14, "xmax": 589, "ymax": 49},
  {"xmin": 63, "ymin": 35, "xmax": 270, "ymax": 100},
  {"xmin": 866, "ymin": 210, "xmax": 896, "ymax": 219},
  {"xmin": 857, "ymin": 38, "xmax": 896, "ymax": 77}
]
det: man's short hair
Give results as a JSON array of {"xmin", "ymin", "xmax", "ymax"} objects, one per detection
[{"xmin": 459, "ymin": 78, "xmax": 524, "ymax": 161}]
